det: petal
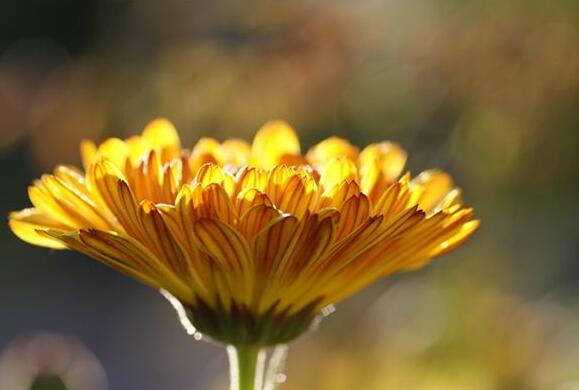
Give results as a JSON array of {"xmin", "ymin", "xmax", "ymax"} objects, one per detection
[
  {"xmin": 238, "ymin": 204, "xmax": 282, "ymax": 239},
  {"xmin": 252, "ymin": 214, "xmax": 300, "ymax": 276},
  {"xmin": 125, "ymin": 136, "xmax": 151, "ymax": 165},
  {"xmin": 8, "ymin": 208, "xmax": 68, "ymax": 249},
  {"xmin": 195, "ymin": 183, "xmax": 237, "ymax": 225},
  {"xmin": 80, "ymin": 140, "xmax": 97, "ymax": 171},
  {"xmin": 266, "ymin": 166, "xmax": 317, "ymax": 218},
  {"xmin": 372, "ymin": 177, "xmax": 412, "ymax": 217},
  {"xmin": 253, "ymin": 214, "xmax": 336, "ymax": 312},
  {"xmin": 278, "ymin": 176, "xmax": 316, "ymax": 218},
  {"xmin": 54, "ymin": 166, "xmax": 89, "ymax": 197},
  {"xmin": 195, "ymin": 163, "xmax": 235, "ymax": 195},
  {"xmin": 42, "ymin": 175, "xmax": 111, "ymax": 230},
  {"xmin": 96, "ymin": 138, "xmax": 130, "ymax": 171},
  {"xmin": 359, "ymin": 142, "xmax": 407, "ymax": 183},
  {"xmin": 316, "ymin": 206, "xmax": 425, "ymax": 277},
  {"xmin": 43, "ymin": 229, "xmax": 160, "ymax": 286},
  {"xmin": 45, "ymin": 228, "xmax": 194, "ymax": 303},
  {"xmin": 267, "ymin": 168, "xmax": 317, "ymax": 218},
  {"xmin": 319, "ymin": 180, "xmax": 361, "ymax": 209},
  {"xmin": 437, "ymin": 188, "xmax": 463, "ymax": 210},
  {"xmin": 306, "ymin": 136, "xmax": 359, "ymax": 166},
  {"xmin": 90, "ymin": 160, "xmax": 141, "ymax": 236},
  {"xmin": 142, "ymin": 117, "xmax": 181, "ymax": 154},
  {"xmin": 192, "ymin": 137, "xmax": 220, "ymax": 156},
  {"xmin": 193, "ymin": 218, "xmax": 253, "ymax": 278},
  {"xmin": 236, "ymin": 188, "xmax": 273, "ymax": 217},
  {"xmin": 28, "ymin": 179, "xmax": 79, "ymax": 228},
  {"xmin": 139, "ymin": 201, "xmax": 190, "ymax": 275},
  {"xmin": 221, "ymin": 139, "xmax": 251, "ymax": 166},
  {"xmin": 319, "ymin": 157, "xmax": 358, "ymax": 191},
  {"xmin": 359, "ymin": 142, "xmax": 407, "ymax": 201},
  {"xmin": 251, "ymin": 121, "xmax": 301, "ymax": 168},
  {"xmin": 411, "ymin": 170, "xmax": 454, "ymax": 212},
  {"xmin": 335, "ymin": 194, "xmax": 370, "ymax": 240},
  {"xmin": 236, "ymin": 167, "xmax": 268, "ymax": 194},
  {"xmin": 275, "ymin": 214, "xmax": 336, "ymax": 282}
]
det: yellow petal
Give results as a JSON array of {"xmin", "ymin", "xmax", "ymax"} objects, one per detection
[
  {"xmin": 194, "ymin": 183, "xmax": 237, "ymax": 225},
  {"xmin": 275, "ymin": 214, "xmax": 336, "ymax": 284},
  {"xmin": 28, "ymin": 180, "xmax": 79, "ymax": 228},
  {"xmin": 307, "ymin": 136, "xmax": 359, "ymax": 166},
  {"xmin": 142, "ymin": 117, "xmax": 181, "ymax": 152},
  {"xmin": 125, "ymin": 136, "xmax": 152, "ymax": 165},
  {"xmin": 251, "ymin": 121, "xmax": 301, "ymax": 168},
  {"xmin": 236, "ymin": 188, "xmax": 273, "ymax": 217},
  {"xmin": 221, "ymin": 139, "xmax": 251, "ymax": 166},
  {"xmin": 54, "ymin": 166, "xmax": 89, "ymax": 197},
  {"xmin": 430, "ymin": 219, "xmax": 480, "ymax": 257},
  {"xmin": 359, "ymin": 142, "xmax": 407, "ymax": 201},
  {"xmin": 252, "ymin": 214, "xmax": 300, "ymax": 276},
  {"xmin": 319, "ymin": 157, "xmax": 358, "ymax": 191},
  {"xmin": 90, "ymin": 160, "xmax": 141, "ymax": 237},
  {"xmin": 42, "ymin": 229, "xmax": 159, "ymax": 286},
  {"xmin": 412, "ymin": 170, "xmax": 453, "ymax": 212},
  {"xmin": 335, "ymin": 194, "xmax": 370, "ymax": 240},
  {"xmin": 236, "ymin": 167, "xmax": 268, "ymax": 194},
  {"xmin": 319, "ymin": 180, "xmax": 361, "ymax": 209},
  {"xmin": 8, "ymin": 208, "xmax": 68, "ymax": 249},
  {"xmin": 267, "ymin": 167, "xmax": 317, "ymax": 218},
  {"xmin": 193, "ymin": 218, "xmax": 252, "ymax": 276},
  {"xmin": 139, "ymin": 201, "xmax": 189, "ymax": 274},
  {"xmin": 263, "ymin": 214, "xmax": 337, "ymax": 312},
  {"xmin": 238, "ymin": 204, "xmax": 281, "ymax": 239},
  {"xmin": 192, "ymin": 137, "xmax": 220, "ymax": 156},
  {"xmin": 96, "ymin": 138, "xmax": 130, "ymax": 171},
  {"xmin": 80, "ymin": 140, "xmax": 97, "ymax": 171},
  {"xmin": 195, "ymin": 163, "xmax": 235, "ymax": 195},
  {"xmin": 43, "ymin": 175, "xmax": 110, "ymax": 230}
]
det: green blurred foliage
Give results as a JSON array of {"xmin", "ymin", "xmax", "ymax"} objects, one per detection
[{"xmin": 30, "ymin": 376, "xmax": 67, "ymax": 390}]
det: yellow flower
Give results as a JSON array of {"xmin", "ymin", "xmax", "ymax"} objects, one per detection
[{"xmin": 9, "ymin": 118, "xmax": 479, "ymax": 345}]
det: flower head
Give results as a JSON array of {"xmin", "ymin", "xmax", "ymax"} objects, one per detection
[{"xmin": 9, "ymin": 119, "xmax": 479, "ymax": 345}]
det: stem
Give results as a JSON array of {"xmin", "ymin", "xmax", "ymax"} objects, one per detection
[
  {"xmin": 227, "ymin": 345, "xmax": 265, "ymax": 390},
  {"xmin": 263, "ymin": 345, "xmax": 288, "ymax": 390}
]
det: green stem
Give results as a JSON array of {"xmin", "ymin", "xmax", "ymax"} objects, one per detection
[{"xmin": 227, "ymin": 345, "xmax": 265, "ymax": 390}]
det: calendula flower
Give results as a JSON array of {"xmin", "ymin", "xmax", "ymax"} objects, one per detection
[{"xmin": 9, "ymin": 118, "xmax": 478, "ymax": 390}]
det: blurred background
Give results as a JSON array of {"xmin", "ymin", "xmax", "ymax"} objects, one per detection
[{"xmin": 1, "ymin": 0, "xmax": 579, "ymax": 389}]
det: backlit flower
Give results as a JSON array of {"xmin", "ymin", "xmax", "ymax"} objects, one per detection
[{"xmin": 9, "ymin": 119, "xmax": 479, "ymax": 346}]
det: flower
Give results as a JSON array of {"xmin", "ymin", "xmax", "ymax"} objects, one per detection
[{"xmin": 9, "ymin": 119, "xmax": 479, "ymax": 346}]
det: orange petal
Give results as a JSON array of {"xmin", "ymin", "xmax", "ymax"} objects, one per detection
[
  {"xmin": 238, "ymin": 204, "xmax": 282, "ymax": 239},
  {"xmin": 335, "ymin": 194, "xmax": 370, "ymax": 240},
  {"xmin": 236, "ymin": 188, "xmax": 273, "ymax": 217},
  {"xmin": 193, "ymin": 218, "xmax": 252, "ymax": 275},
  {"xmin": 195, "ymin": 163, "xmax": 235, "ymax": 195},
  {"xmin": 194, "ymin": 183, "xmax": 237, "ymax": 225},
  {"xmin": 252, "ymin": 214, "xmax": 300, "ymax": 276},
  {"xmin": 90, "ymin": 160, "xmax": 141, "ymax": 236}
]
